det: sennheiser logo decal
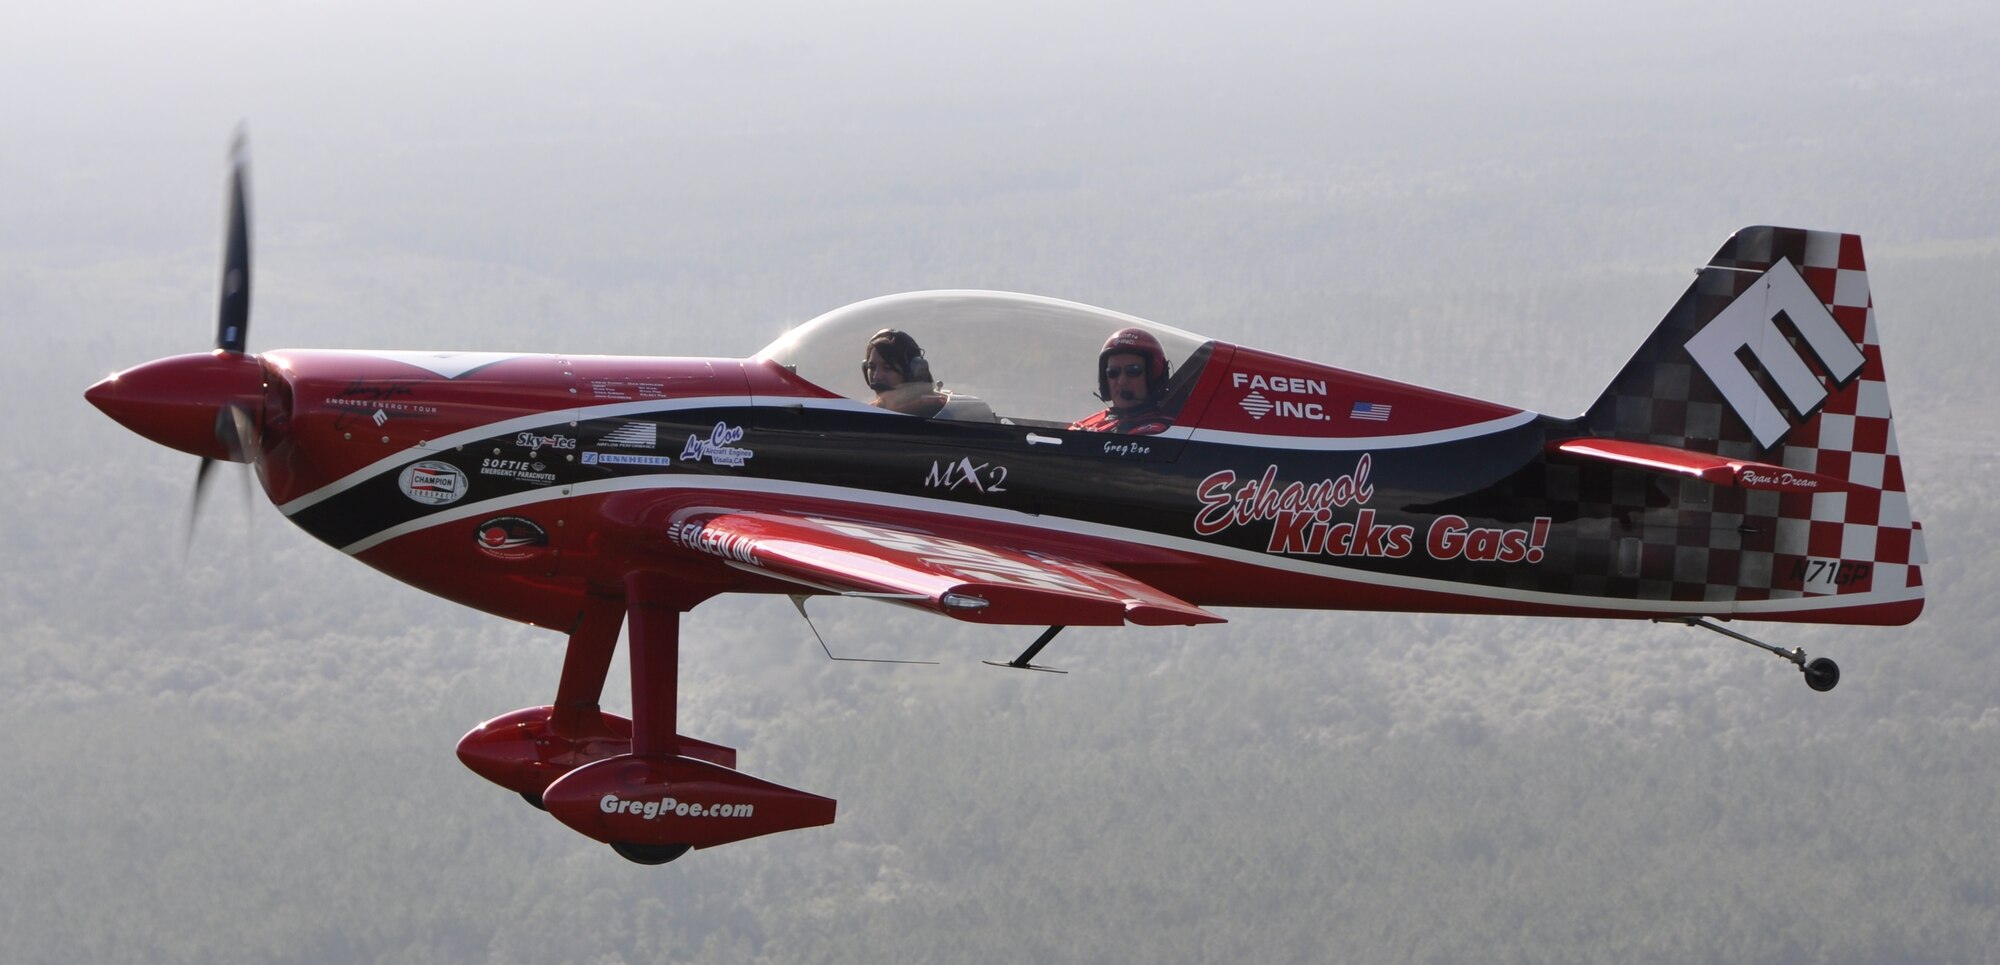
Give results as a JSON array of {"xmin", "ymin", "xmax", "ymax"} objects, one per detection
[{"xmin": 1685, "ymin": 260, "xmax": 1865, "ymax": 448}]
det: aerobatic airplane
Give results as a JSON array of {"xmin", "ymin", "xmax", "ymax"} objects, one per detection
[{"xmin": 87, "ymin": 143, "xmax": 1925, "ymax": 863}]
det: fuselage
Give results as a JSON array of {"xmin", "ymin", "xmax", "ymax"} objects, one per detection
[{"xmin": 236, "ymin": 345, "xmax": 1914, "ymax": 630}]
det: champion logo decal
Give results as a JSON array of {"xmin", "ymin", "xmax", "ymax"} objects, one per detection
[{"xmin": 398, "ymin": 461, "xmax": 467, "ymax": 506}]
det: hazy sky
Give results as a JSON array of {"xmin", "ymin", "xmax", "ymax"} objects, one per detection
[{"xmin": 7, "ymin": 2, "xmax": 1998, "ymax": 962}]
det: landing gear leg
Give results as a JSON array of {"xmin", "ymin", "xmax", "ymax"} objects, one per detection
[
  {"xmin": 551, "ymin": 589, "xmax": 625, "ymax": 739},
  {"xmin": 1662, "ymin": 617, "xmax": 1841, "ymax": 692},
  {"xmin": 526, "ymin": 590, "xmax": 626, "ymax": 812},
  {"xmin": 607, "ymin": 571, "xmax": 697, "ymax": 864},
  {"xmin": 623, "ymin": 571, "xmax": 688, "ymax": 759},
  {"xmin": 457, "ymin": 590, "xmax": 634, "ymax": 804},
  {"xmin": 538, "ymin": 574, "xmax": 835, "ymax": 861}
]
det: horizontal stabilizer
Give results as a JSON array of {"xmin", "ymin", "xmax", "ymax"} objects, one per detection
[{"xmin": 1548, "ymin": 438, "xmax": 1849, "ymax": 494}]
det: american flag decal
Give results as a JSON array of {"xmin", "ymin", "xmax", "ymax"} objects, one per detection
[{"xmin": 1349, "ymin": 401, "xmax": 1392, "ymax": 422}]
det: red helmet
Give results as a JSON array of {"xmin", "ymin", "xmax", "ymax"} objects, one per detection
[{"xmin": 1096, "ymin": 327, "xmax": 1170, "ymax": 402}]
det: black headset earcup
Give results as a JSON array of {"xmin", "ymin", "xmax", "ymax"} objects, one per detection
[{"xmin": 907, "ymin": 355, "xmax": 932, "ymax": 383}]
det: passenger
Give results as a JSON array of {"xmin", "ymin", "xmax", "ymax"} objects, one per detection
[
  {"xmin": 862, "ymin": 328, "xmax": 947, "ymax": 418},
  {"xmin": 1070, "ymin": 327, "xmax": 1173, "ymax": 435}
]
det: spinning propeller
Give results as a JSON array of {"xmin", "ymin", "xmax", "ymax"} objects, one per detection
[
  {"xmin": 190, "ymin": 134, "xmax": 258, "ymax": 528},
  {"xmin": 85, "ymin": 132, "xmax": 274, "ymax": 542}
]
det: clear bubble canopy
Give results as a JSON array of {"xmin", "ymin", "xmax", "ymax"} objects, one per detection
[{"xmin": 756, "ymin": 291, "xmax": 1213, "ymax": 426}]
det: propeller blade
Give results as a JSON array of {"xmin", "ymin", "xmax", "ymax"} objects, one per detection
[
  {"xmin": 228, "ymin": 405, "xmax": 259, "ymax": 531},
  {"xmin": 218, "ymin": 402, "xmax": 258, "ymax": 462},
  {"xmin": 188, "ymin": 401, "xmax": 262, "ymax": 553},
  {"xmin": 188, "ymin": 457, "xmax": 217, "ymax": 555},
  {"xmin": 217, "ymin": 131, "xmax": 251, "ymax": 353},
  {"xmin": 183, "ymin": 130, "xmax": 264, "ymax": 557}
]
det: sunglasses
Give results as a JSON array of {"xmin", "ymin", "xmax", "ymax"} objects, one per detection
[{"xmin": 1104, "ymin": 363, "xmax": 1148, "ymax": 379}]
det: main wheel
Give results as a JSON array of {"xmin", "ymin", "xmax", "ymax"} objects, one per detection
[
  {"xmin": 520, "ymin": 790, "xmax": 547, "ymax": 811},
  {"xmin": 611, "ymin": 841, "xmax": 691, "ymax": 865},
  {"xmin": 1802, "ymin": 657, "xmax": 1840, "ymax": 693}
]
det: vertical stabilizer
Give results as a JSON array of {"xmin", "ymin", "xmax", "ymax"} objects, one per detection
[{"xmin": 1577, "ymin": 227, "xmax": 1924, "ymax": 621}]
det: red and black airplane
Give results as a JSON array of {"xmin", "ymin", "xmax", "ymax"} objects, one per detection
[{"xmin": 87, "ymin": 144, "xmax": 1925, "ymax": 863}]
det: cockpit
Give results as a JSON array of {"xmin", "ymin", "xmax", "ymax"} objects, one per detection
[{"xmin": 755, "ymin": 291, "xmax": 1216, "ymax": 429}]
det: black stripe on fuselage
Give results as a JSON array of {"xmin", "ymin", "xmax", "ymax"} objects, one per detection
[{"xmin": 286, "ymin": 400, "xmax": 1571, "ymax": 590}]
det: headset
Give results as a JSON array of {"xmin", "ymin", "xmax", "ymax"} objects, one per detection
[{"xmin": 863, "ymin": 328, "xmax": 932, "ymax": 386}]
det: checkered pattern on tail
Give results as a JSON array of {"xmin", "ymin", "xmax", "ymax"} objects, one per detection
[{"xmin": 1567, "ymin": 226, "xmax": 1923, "ymax": 612}]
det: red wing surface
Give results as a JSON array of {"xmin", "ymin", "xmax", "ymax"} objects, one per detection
[{"xmin": 668, "ymin": 511, "xmax": 1224, "ymax": 627}]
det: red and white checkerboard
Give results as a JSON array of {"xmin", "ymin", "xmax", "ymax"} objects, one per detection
[{"xmin": 1772, "ymin": 230, "xmax": 1925, "ymax": 597}]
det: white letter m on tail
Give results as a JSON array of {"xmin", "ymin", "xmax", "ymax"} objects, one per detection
[{"xmin": 1685, "ymin": 259, "xmax": 1866, "ymax": 449}]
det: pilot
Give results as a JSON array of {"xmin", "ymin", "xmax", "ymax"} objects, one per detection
[
  {"xmin": 1070, "ymin": 327, "xmax": 1173, "ymax": 435},
  {"xmin": 863, "ymin": 328, "xmax": 947, "ymax": 418}
]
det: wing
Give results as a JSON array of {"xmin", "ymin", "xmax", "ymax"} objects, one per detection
[{"xmin": 666, "ymin": 510, "xmax": 1224, "ymax": 627}]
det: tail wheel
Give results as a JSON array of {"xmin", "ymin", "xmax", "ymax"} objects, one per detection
[
  {"xmin": 1802, "ymin": 657, "xmax": 1841, "ymax": 693},
  {"xmin": 1665, "ymin": 618, "xmax": 1844, "ymax": 694}
]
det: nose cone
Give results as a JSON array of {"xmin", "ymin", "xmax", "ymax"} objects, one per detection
[{"xmin": 86, "ymin": 351, "xmax": 266, "ymax": 460}]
